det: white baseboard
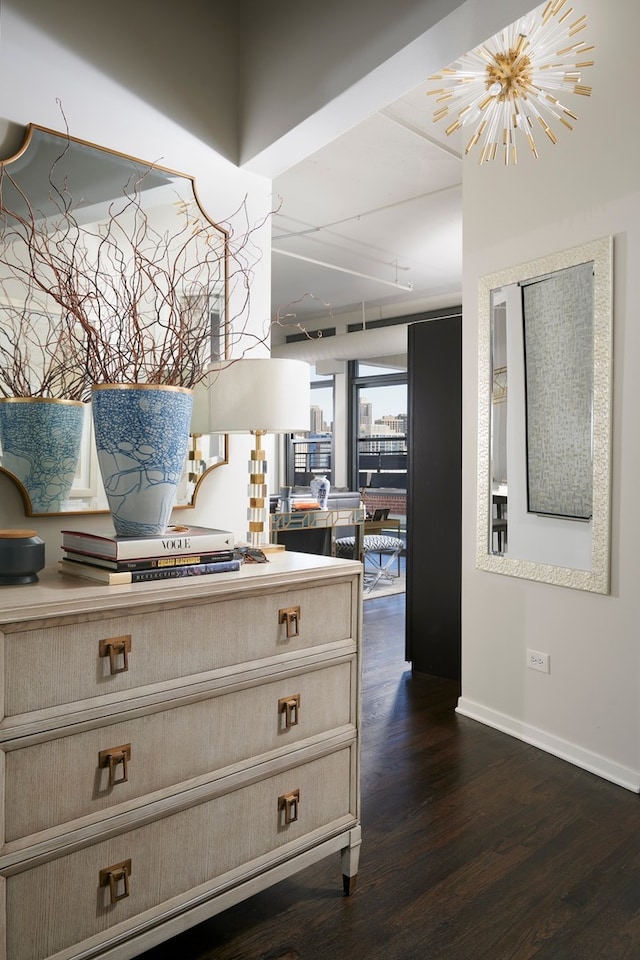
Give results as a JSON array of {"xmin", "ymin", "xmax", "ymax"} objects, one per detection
[{"xmin": 456, "ymin": 697, "xmax": 640, "ymax": 794}]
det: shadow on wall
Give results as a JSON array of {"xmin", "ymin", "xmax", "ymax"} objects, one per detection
[{"xmin": 4, "ymin": 0, "xmax": 238, "ymax": 160}]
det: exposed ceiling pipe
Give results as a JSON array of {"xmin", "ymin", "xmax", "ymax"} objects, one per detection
[
  {"xmin": 272, "ymin": 247, "xmax": 413, "ymax": 292},
  {"xmin": 271, "ymin": 323, "xmax": 409, "ymax": 363}
]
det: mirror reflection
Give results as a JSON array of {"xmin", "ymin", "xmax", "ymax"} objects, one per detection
[
  {"xmin": 0, "ymin": 125, "xmax": 228, "ymax": 516},
  {"xmin": 477, "ymin": 237, "xmax": 612, "ymax": 593}
]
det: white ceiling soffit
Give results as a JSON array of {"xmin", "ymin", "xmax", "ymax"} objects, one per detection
[{"xmin": 271, "ymin": 324, "xmax": 408, "ymax": 363}]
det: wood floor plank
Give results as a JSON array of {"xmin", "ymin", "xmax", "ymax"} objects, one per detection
[{"xmin": 139, "ymin": 594, "xmax": 640, "ymax": 960}]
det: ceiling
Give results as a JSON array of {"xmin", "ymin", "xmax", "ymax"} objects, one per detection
[{"xmin": 270, "ymin": 78, "xmax": 464, "ymax": 330}]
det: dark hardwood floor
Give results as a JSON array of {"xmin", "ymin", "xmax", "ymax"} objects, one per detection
[{"xmin": 140, "ymin": 594, "xmax": 640, "ymax": 960}]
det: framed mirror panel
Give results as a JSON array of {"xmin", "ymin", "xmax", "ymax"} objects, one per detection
[
  {"xmin": 0, "ymin": 125, "xmax": 229, "ymax": 516},
  {"xmin": 476, "ymin": 236, "xmax": 613, "ymax": 593}
]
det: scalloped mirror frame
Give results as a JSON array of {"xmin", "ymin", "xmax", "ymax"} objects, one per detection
[
  {"xmin": 476, "ymin": 236, "xmax": 613, "ymax": 593},
  {"xmin": 0, "ymin": 125, "xmax": 230, "ymax": 517}
]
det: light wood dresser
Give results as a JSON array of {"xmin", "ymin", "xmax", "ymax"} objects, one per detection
[{"xmin": 0, "ymin": 551, "xmax": 362, "ymax": 960}]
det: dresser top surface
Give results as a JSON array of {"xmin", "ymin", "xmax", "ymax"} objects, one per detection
[{"xmin": 0, "ymin": 552, "xmax": 362, "ymax": 625}]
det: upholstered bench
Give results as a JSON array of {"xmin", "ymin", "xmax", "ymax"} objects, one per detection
[{"xmin": 335, "ymin": 534, "xmax": 404, "ymax": 592}]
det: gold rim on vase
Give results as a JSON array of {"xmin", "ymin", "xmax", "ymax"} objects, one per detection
[
  {"xmin": 0, "ymin": 397, "xmax": 85, "ymax": 406},
  {"xmin": 91, "ymin": 383, "xmax": 194, "ymax": 396}
]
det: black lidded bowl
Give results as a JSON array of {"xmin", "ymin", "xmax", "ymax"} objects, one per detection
[{"xmin": 0, "ymin": 529, "xmax": 45, "ymax": 585}]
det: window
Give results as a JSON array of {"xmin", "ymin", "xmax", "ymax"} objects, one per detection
[
  {"xmin": 351, "ymin": 360, "xmax": 407, "ymax": 525},
  {"xmin": 289, "ymin": 367, "xmax": 334, "ymax": 486}
]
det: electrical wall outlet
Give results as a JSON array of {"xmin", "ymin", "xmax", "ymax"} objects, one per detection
[{"xmin": 526, "ymin": 649, "xmax": 550, "ymax": 674}]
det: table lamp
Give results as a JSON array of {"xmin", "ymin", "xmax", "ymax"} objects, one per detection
[
  {"xmin": 208, "ymin": 358, "xmax": 310, "ymax": 546},
  {"xmin": 187, "ymin": 372, "xmax": 214, "ymax": 489}
]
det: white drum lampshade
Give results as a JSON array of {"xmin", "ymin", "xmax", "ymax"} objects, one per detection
[{"xmin": 208, "ymin": 358, "xmax": 311, "ymax": 545}]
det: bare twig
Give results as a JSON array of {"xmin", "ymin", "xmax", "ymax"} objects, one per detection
[
  {"xmin": 272, "ymin": 292, "xmax": 333, "ymax": 341},
  {"xmin": 0, "ymin": 132, "xmax": 281, "ymax": 399}
]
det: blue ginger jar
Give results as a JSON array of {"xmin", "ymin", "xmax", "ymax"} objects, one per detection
[{"xmin": 310, "ymin": 474, "xmax": 331, "ymax": 509}]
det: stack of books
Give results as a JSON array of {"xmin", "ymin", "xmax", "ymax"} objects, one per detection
[
  {"xmin": 291, "ymin": 497, "xmax": 321, "ymax": 511},
  {"xmin": 58, "ymin": 524, "xmax": 239, "ymax": 584}
]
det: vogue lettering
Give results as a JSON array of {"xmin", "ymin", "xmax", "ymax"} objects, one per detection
[{"xmin": 161, "ymin": 537, "xmax": 192, "ymax": 551}]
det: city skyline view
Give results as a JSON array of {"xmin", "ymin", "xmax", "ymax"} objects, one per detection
[{"xmin": 310, "ymin": 383, "xmax": 407, "ymax": 433}]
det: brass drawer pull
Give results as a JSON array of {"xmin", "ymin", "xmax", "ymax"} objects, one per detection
[
  {"xmin": 278, "ymin": 606, "xmax": 301, "ymax": 639},
  {"xmin": 99, "ymin": 635, "xmax": 132, "ymax": 674},
  {"xmin": 278, "ymin": 789, "xmax": 300, "ymax": 826},
  {"xmin": 98, "ymin": 743, "xmax": 132, "ymax": 786},
  {"xmin": 278, "ymin": 694, "xmax": 301, "ymax": 729},
  {"xmin": 99, "ymin": 859, "xmax": 132, "ymax": 904}
]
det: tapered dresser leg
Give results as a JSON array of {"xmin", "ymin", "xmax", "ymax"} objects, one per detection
[{"xmin": 341, "ymin": 825, "xmax": 362, "ymax": 896}]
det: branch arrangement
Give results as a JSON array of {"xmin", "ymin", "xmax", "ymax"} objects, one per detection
[
  {"xmin": 0, "ymin": 130, "xmax": 274, "ymax": 400},
  {"xmin": 0, "ymin": 294, "xmax": 87, "ymax": 399}
]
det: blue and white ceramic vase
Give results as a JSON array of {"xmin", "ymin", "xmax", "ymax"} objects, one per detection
[
  {"xmin": 0, "ymin": 398, "xmax": 86, "ymax": 513},
  {"xmin": 91, "ymin": 384, "xmax": 193, "ymax": 538},
  {"xmin": 310, "ymin": 474, "xmax": 331, "ymax": 509}
]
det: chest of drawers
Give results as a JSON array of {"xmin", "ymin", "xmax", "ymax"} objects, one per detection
[{"xmin": 0, "ymin": 551, "xmax": 362, "ymax": 960}]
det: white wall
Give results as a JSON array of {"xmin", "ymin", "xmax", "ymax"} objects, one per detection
[
  {"xmin": 1, "ymin": 0, "xmax": 240, "ymax": 162},
  {"xmin": 0, "ymin": 1, "xmax": 272, "ymax": 558},
  {"xmin": 459, "ymin": 0, "xmax": 640, "ymax": 790}
]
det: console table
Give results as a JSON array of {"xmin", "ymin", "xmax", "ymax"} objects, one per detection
[
  {"xmin": 0, "ymin": 552, "xmax": 362, "ymax": 960},
  {"xmin": 271, "ymin": 507, "xmax": 366, "ymax": 560}
]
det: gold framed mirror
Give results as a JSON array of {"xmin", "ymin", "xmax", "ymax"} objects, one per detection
[{"xmin": 0, "ymin": 124, "xmax": 229, "ymax": 516}]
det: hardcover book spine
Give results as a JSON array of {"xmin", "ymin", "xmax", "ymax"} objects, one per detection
[
  {"xmin": 61, "ymin": 530, "xmax": 235, "ymax": 559},
  {"xmin": 62, "ymin": 550, "xmax": 236, "ymax": 571},
  {"xmin": 58, "ymin": 558, "xmax": 242, "ymax": 584},
  {"xmin": 130, "ymin": 560, "xmax": 241, "ymax": 582}
]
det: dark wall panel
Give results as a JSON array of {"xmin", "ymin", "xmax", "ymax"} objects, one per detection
[{"xmin": 405, "ymin": 316, "xmax": 462, "ymax": 679}]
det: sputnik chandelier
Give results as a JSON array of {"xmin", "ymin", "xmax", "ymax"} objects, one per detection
[{"xmin": 428, "ymin": 0, "xmax": 594, "ymax": 164}]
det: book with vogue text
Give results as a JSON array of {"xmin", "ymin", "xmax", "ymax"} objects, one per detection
[
  {"xmin": 58, "ymin": 556, "xmax": 241, "ymax": 585},
  {"xmin": 61, "ymin": 548, "xmax": 236, "ymax": 572},
  {"xmin": 60, "ymin": 525, "xmax": 235, "ymax": 561}
]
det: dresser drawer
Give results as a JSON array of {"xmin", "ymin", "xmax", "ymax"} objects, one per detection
[
  {"xmin": 2, "ymin": 579, "xmax": 356, "ymax": 718},
  {"xmin": 5, "ymin": 747, "xmax": 355, "ymax": 960},
  {"xmin": 4, "ymin": 661, "xmax": 355, "ymax": 841}
]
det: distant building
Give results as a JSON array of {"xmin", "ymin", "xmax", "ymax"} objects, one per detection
[
  {"xmin": 310, "ymin": 404, "xmax": 325, "ymax": 434},
  {"xmin": 377, "ymin": 414, "xmax": 407, "ymax": 434},
  {"xmin": 359, "ymin": 397, "xmax": 373, "ymax": 433}
]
